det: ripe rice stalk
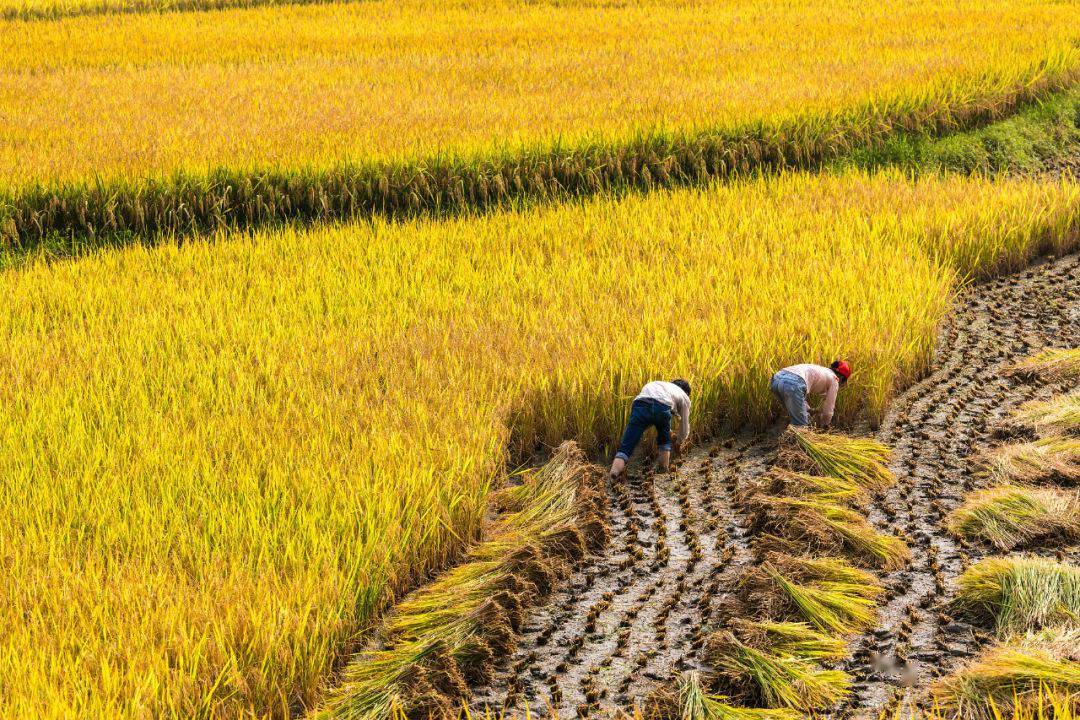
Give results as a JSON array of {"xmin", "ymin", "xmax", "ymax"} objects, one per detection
[
  {"xmin": 907, "ymin": 691, "xmax": 1079, "ymax": 720},
  {"xmin": 931, "ymin": 628, "xmax": 1080, "ymax": 720},
  {"xmin": 954, "ymin": 556, "xmax": 1080, "ymax": 634},
  {"xmin": 739, "ymin": 553, "xmax": 885, "ymax": 625},
  {"xmin": 707, "ymin": 631, "xmax": 851, "ymax": 709},
  {"xmin": 947, "ymin": 485, "xmax": 1080, "ymax": 550},
  {"xmin": 728, "ymin": 619, "xmax": 847, "ymax": 661},
  {"xmin": 753, "ymin": 562, "xmax": 878, "ymax": 636},
  {"xmin": 1011, "ymin": 393, "xmax": 1080, "ymax": 438},
  {"xmin": 320, "ymin": 442, "xmax": 606, "ymax": 720},
  {"xmin": 761, "ymin": 553, "xmax": 884, "ymax": 596},
  {"xmin": 783, "ymin": 429, "xmax": 895, "ymax": 492},
  {"xmin": 981, "ymin": 438, "xmax": 1080, "ymax": 484},
  {"xmin": 677, "ymin": 671, "xmax": 801, "ymax": 720},
  {"xmin": 739, "ymin": 467, "xmax": 868, "ymax": 505},
  {"xmin": 1010, "ymin": 349, "xmax": 1080, "ymax": 383},
  {"xmin": 746, "ymin": 494, "xmax": 909, "ymax": 569}
]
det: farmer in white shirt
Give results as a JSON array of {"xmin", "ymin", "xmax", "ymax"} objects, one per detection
[
  {"xmin": 609, "ymin": 379, "xmax": 691, "ymax": 480},
  {"xmin": 769, "ymin": 360, "xmax": 851, "ymax": 428}
]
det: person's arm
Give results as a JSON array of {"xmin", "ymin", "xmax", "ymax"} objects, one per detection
[
  {"xmin": 818, "ymin": 378, "xmax": 838, "ymax": 427},
  {"xmin": 676, "ymin": 397, "xmax": 691, "ymax": 446}
]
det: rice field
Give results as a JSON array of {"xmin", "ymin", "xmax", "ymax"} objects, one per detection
[
  {"xmin": 5, "ymin": 0, "xmax": 1080, "ymax": 715},
  {"xmin": 1, "ymin": 169, "xmax": 1078, "ymax": 718},
  {"xmin": 1, "ymin": 0, "xmax": 1079, "ymax": 244},
  {"xmin": 3, "ymin": 0, "xmax": 1077, "ymax": 184}
]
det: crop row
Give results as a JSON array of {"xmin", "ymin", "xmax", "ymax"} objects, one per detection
[{"xmin": 5, "ymin": 60, "xmax": 1078, "ymax": 254}]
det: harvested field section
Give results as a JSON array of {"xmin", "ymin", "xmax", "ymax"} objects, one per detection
[
  {"xmin": 462, "ymin": 253, "xmax": 1080, "ymax": 718},
  {"xmin": 1, "ymin": 0, "xmax": 1079, "ymax": 243},
  {"xmin": 848, "ymin": 254, "xmax": 1080, "ymax": 715},
  {"xmin": 931, "ymin": 341, "xmax": 1080, "ymax": 720},
  {"xmin": 0, "ymin": 173, "xmax": 1078, "ymax": 718},
  {"xmin": 318, "ymin": 442, "xmax": 608, "ymax": 720},
  {"xmin": 469, "ymin": 436, "xmax": 776, "ymax": 716},
  {"xmin": 467, "ymin": 429, "xmax": 901, "ymax": 717}
]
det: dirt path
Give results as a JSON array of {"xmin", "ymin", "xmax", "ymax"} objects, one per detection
[{"xmin": 471, "ymin": 252, "xmax": 1080, "ymax": 718}]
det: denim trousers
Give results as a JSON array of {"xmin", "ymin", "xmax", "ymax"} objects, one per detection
[
  {"xmin": 770, "ymin": 370, "xmax": 809, "ymax": 426},
  {"xmin": 614, "ymin": 398, "xmax": 673, "ymax": 461}
]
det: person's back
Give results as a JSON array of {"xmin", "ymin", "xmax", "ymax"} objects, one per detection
[{"xmin": 635, "ymin": 380, "xmax": 691, "ymax": 413}]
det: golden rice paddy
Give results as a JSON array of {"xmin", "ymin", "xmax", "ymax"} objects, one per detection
[
  {"xmin": 1, "ymin": 169, "xmax": 1077, "ymax": 718},
  {"xmin": 1, "ymin": 0, "xmax": 1078, "ymax": 186},
  {"xmin": 3, "ymin": 0, "xmax": 1080, "ymax": 716}
]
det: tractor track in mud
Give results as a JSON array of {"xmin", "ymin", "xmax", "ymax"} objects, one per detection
[{"xmin": 470, "ymin": 252, "xmax": 1080, "ymax": 718}]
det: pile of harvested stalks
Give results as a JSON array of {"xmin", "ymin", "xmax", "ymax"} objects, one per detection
[
  {"xmin": 661, "ymin": 430, "xmax": 899, "ymax": 718},
  {"xmin": 947, "ymin": 485, "xmax": 1080, "ymax": 550},
  {"xmin": 1010, "ymin": 392, "xmax": 1080, "ymax": 438},
  {"xmin": 932, "ymin": 628, "xmax": 1080, "ymax": 720},
  {"xmin": 954, "ymin": 556, "xmax": 1080, "ymax": 635},
  {"xmin": 780, "ymin": 428, "xmax": 895, "ymax": 491},
  {"xmin": 981, "ymin": 437, "xmax": 1080, "ymax": 484},
  {"xmin": 1009, "ymin": 348, "xmax": 1080, "ymax": 383},
  {"xmin": 744, "ymin": 494, "xmax": 908, "ymax": 569},
  {"xmin": 318, "ymin": 441, "xmax": 607, "ymax": 720}
]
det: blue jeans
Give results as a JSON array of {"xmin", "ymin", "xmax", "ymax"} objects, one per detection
[
  {"xmin": 770, "ymin": 370, "xmax": 809, "ymax": 426},
  {"xmin": 615, "ymin": 398, "xmax": 673, "ymax": 461}
]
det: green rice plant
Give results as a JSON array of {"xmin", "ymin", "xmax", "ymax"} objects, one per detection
[
  {"xmin": 1011, "ymin": 348, "xmax": 1080, "ymax": 383},
  {"xmin": 784, "ymin": 429, "xmax": 896, "ymax": 491},
  {"xmin": 749, "ymin": 494, "xmax": 909, "ymax": 569},
  {"xmin": 982, "ymin": 438, "xmax": 1080, "ymax": 484},
  {"xmin": 677, "ymin": 671, "xmax": 802, "ymax": 720},
  {"xmin": 955, "ymin": 556, "xmax": 1080, "ymax": 634},
  {"xmin": 947, "ymin": 485, "xmax": 1080, "ymax": 550},
  {"xmin": 707, "ymin": 631, "xmax": 851, "ymax": 709},
  {"xmin": 932, "ymin": 628, "xmax": 1080, "ymax": 720},
  {"xmin": 1012, "ymin": 393, "xmax": 1080, "ymax": 438},
  {"xmin": 758, "ymin": 562, "xmax": 878, "ymax": 636}
]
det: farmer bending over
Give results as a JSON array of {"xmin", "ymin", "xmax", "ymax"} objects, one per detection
[
  {"xmin": 770, "ymin": 361, "xmax": 851, "ymax": 428},
  {"xmin": 609, "ymin": 379, "xmax": 691, "ymax": 480}
]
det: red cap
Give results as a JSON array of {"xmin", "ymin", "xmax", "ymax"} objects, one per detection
[{"xmin": 833, "ymin": 360, "xmax": 852, "ymax": 382}]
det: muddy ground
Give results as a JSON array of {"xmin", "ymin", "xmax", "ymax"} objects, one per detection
[{"xmin": 469, "ymin": 251, "xmax": 1080, "ymax": 718}]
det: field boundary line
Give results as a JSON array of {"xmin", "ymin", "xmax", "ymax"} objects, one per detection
[{"xmin": 2, "ymin": 57, "xmax": 1078, "ymax": 259}]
